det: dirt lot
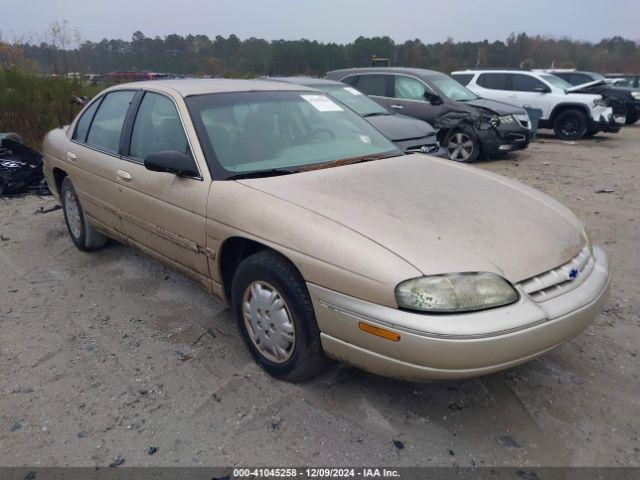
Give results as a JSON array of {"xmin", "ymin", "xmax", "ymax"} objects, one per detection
[{"xmin": 1, "ymin": 125, "xmax": 639, "ymax": 468}]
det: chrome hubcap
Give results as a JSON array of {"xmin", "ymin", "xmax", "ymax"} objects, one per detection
[
  {"xmin": 243, "ymin": 281, "xmax": 295, "ymax": 364},
  {"xmin": 64, "ymin": 190, "xmax": 82, "ymax": 239},
  {"xmin": 447, "ymin": 132, "xmax": 474, "ymax": 161}
]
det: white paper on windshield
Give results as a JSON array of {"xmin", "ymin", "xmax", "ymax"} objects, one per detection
[
  {"xmin": 300, "ymin": 94, "xmax": 344, "ymax": 112},
  {"xmin": 343, "ymin": 87, "xmax": 362, "ymax": 96}
]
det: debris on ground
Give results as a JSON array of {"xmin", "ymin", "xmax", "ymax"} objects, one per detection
[
  {"xmin": 497, "ymin": 435, "xmax": 522, "ymax": 448},
  {"xmin": 10, "ymin": 421, "xmax": 23, "ymax": 432},
  {"xmin": 595, "ymin": 189, "xmax": 615, "ymax": 194},
  {"xmin": 0, "ymin": 134, "xmax": 47, "ymax": 197},
  {"xmin": 392, "ymin": 440, "xmax": 405, "ymax": 450},
  {"xmin": 34, "ymin": 205, "xmax": 62, "ymax": 215},
  {"xmin": 108, "ymin": 455, "xmax": 125, "ymax": 467},
  {"xmin": 271, "ymin": 419, "xmax": 283, "ymax": 431},
  {"xmin": 147, "ymin": 446, "xmax": 158, "ymax": 455},
  {"xmin": 172, "ymin": 350, "xmax": 192, "ymax": 362}
]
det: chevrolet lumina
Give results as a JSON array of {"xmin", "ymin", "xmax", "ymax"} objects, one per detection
[{"xmin": 43, "ymin": 79, "xmax": 611, "ymax": 382}]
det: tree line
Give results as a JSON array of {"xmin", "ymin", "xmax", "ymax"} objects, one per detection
[{"xmin": 3, "ymin": 29, "xmax": 640, "ymax": 77}]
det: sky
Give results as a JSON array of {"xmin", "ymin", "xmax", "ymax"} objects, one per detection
[{"xmin": 1, "ymin": 0, "xmax": 639, "ymax": 45}]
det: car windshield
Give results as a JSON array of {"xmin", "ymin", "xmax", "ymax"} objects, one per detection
[
  {"xmin": 187, "ymin": 91, "xmax": 400, "ymax": 179},
  {"xmin": 428, "ymin": 75, "xmax": 478, "ymax": 101},
  {"xmin": 316, "ymin": 84, "xmax": 389, "ymax": 117},
  {"xmin": 541, "ymin": 75, "xmax": 573, "ymax": 90},
  {"xmin": 588, "ymin": 72, "xmax": 606, "ymax": 81}
]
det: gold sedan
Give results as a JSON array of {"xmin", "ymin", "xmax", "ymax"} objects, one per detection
[{"xmin": 43, "ymin": 79, "xmax": 610, "ymax": 382}]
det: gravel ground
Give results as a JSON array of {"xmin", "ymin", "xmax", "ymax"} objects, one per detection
[{"xmin": 0, "ymin": 125, "xmax": 639, "ymax": 468}]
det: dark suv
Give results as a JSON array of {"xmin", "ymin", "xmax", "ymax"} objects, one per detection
[
  {"xmin": 327, "ymin": 67, "xmax": 531, "ymax": 163},
  {"xmin": 545, "ymin": 70, "xmax": 640, "ymax": 125}
]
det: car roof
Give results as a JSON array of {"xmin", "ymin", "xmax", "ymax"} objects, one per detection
[
  {"xmin": 453, "ymin": 69, "xmax": 538, "ymax": 74},
  {"xmin": 329, "ymin": 67, "xmax": 446, "ymax": 78},
  {"xmin": 107, "ymin": 78, "xmax": 318, "ymax": 97},
  {"xmin": 267, "ymin": 76, "xmax": 344, "ymax": 87}
]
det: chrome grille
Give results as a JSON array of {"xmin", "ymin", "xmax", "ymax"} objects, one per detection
[{"xmin": 518, "ymin": 246, "xmax": 594, "ymax": 302}]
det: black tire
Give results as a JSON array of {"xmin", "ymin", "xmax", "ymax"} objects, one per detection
[
  {"xmin": 231, "ymin": 250, "xmax": 331, "ymax": 382},
  {"xmin": 625, "ymin": 111, "xmax": 640, "ymax": 125},
  {"xmin": 553, "ymin": 109, "xmax": 588, "ymax": 140},
  {"xmin": 60, "ymin": 177, "xmax": 107, "ymax": 251},
  {"xmin": 444, "ymin": 127, "xmax": 481, "ymax": 163}
]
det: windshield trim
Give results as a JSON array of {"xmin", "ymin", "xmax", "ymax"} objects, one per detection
[{"xmin": 185, "ymin": 90, "xmax": 402, "ymax": 180}]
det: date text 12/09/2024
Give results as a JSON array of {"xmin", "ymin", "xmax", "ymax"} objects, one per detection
[{"xmin": 232, "ymin": 468, "xmax": 400, "ymax": 478}]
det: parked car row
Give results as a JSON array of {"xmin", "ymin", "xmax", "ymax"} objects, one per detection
[{"xmin": 42, "ymin": 75, "xmax": 611, "ymax": 383}]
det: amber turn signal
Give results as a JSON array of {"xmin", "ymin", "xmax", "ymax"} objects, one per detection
[{"xmin": 358, "ymin": 322, "xmax": 401, "ymax": 342}]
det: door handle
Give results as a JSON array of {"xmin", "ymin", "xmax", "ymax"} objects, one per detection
[
  {"xmin": 66, "ymin": 152, "xmax": 77, "ymax": 161},
  {"xmin": 116, "ymin": 170, "xmax": 132, "ymax": 181},
  {"xmin": 390, "ymin": 104, "xmax": 404, "ymax": 110}
]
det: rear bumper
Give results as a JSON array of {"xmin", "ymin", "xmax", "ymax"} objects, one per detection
[{"xmin": 309, "ymin": 247, "xmax": 610, "ymax": 381}]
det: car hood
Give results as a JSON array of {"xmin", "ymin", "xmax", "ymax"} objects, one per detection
[
  {"xmin": 238, "ymin": 155, "xmax": 584, "ymax": 283},
  {"xmin": 565, "ymin": 79, "xmax": 606, "ymax": 93},
  {"xmin": 366, "ymin": 113, "xmax": 436, "ymax": 141},
  {"xmin": 464, "ymin": 98, "xmax": 526, "ymax": 115}
]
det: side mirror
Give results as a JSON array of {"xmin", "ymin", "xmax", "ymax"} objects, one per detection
[
  {"xmin": 144, "ymin": 151, "xmax": 199, "ymax": 177},
  {"xmin": 423, "ymin": 91, "xmax": 443, "ymax": 105},
  {"xmin": 534, "ymin": 86, "xmax": 551, "ymax": 93}
]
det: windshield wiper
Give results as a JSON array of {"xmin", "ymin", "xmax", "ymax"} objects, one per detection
[
  {"xmin": 227, "ymin": 168, "xmax": 296, "ymax": 180},
  {"xmin": 363, "ymin": 112, "xmax": 391, "ymax": 117},
  {"xmin": 300, "ymin": 152, "xmax": 403, "ymax": 172}
]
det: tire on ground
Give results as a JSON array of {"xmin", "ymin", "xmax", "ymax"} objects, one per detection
[
  {"xmin": 60, "ymin": 177, "xmax": 108, "ymax": 251},
  {"xmin": 231, "ymin": 249, "xmax": 332, "ymax": 382}
]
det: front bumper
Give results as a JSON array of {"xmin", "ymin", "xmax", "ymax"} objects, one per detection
[
  {"xmin": 479, "ymin": 125, "xmax": 531, "ymax": 157},
  {"xmin": 309, "ymin": 247, "xmax": 610, "ymax": 381},
  {"xmin": 590, "ymin": 107, "xmax": 621, "ymax": 133}
]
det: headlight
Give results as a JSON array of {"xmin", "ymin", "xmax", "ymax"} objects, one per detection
[
  {"xmin": 593, "ymin": 98, "xmax": 609, "ymax": 107},
  {"xmin": 395, "ymin": 272, "xmax": 519, "ymax": 313},
  {"xmin": 631, "ymin": 91, "xmax": 640, "ymax": 100},
  {"xmin": 498, "ymin": 115, "xmax": 516, "ymax": 125}
]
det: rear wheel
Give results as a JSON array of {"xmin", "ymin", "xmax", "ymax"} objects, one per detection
[
  {"xmin": 444, "ymin": 127, "xmax": 480, "ymax": 163},
  {"xmin": 553, "ymin": 109, "xmax": 588, "ymax": 140},
  {"xmin": 231, "ymin": 250, "xmax": 331, "ymax": 382},
  {"xmin": 61, "ymin": 177, "xmax": 107, "ymax": 251}
]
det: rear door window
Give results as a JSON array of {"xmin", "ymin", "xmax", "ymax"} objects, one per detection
[
  {"xmin": 512, "ymin": 74, "xmax": 547, "ymax": 92},
  {"xmin": 477, "ymin": 73, "xmax": 509, "ymax": 90},
  {"xmin": 86, "ymin": 90, "xmax": 136, "ymax": 154},
  {"xmin": 130, "ymin": 92, "xmax": 190, "ymax": 161},
  {"xmin": 355, "ymin": 75, "xmax": 391, "ymax": 97}
]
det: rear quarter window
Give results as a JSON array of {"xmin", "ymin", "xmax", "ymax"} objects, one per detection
[
  {"xmin": 452, "ymin": 74, "xmax": 474, "ymax": 86},
  {"xmin": 72, "ymin": 99, "xmax": 102, "ymax": 143}
]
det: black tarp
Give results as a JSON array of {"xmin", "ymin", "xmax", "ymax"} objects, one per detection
[{"xmin": 0, "ymin": 138, "xmax": 45, "ymax": 196}]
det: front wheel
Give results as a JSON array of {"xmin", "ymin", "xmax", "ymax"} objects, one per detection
[
  {"xmin": 444, "ymin": 128, "xmax": 481, "ymax": 163},
  {"xmin": 553, "ymin": 109, "xmax": 588, "ymax": 140},
  {"xmin": 231, "ymin": 250, "xmax": 331, "ymax": 382}
]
